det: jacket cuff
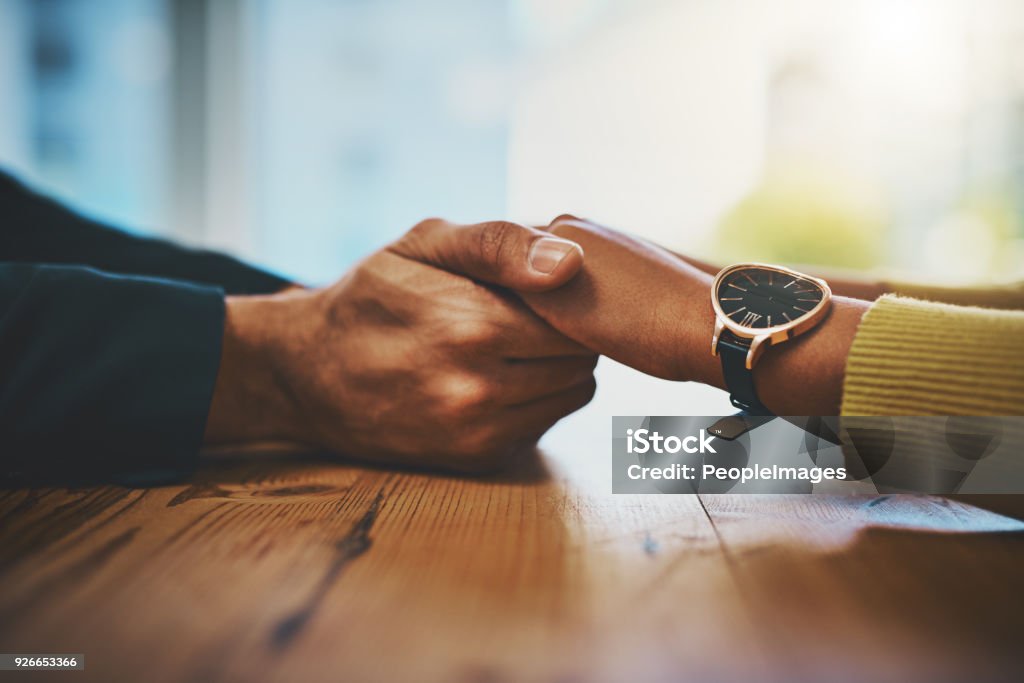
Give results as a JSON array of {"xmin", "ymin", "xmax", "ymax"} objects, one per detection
[{"xmin": 0, "ymin": 265, "xmax": 226, "ymax": 484}]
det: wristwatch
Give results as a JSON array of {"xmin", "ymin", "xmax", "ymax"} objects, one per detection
[{"xmin": 711, "ymin": 263, "xmax": 832, "ymax": 415}]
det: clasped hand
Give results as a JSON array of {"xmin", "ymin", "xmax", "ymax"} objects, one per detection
[{"xmin": 204, "ymin": 215, "xmax": 859, "ymax": 471}]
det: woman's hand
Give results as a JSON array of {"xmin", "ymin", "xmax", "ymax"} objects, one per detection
[
  {"xmin": 517, "ymin": 216, "xmax": 717, "ymax": 383},
  {"xmin": 518, "ymin": 216, "xmax": 870, "ymax": 415}
]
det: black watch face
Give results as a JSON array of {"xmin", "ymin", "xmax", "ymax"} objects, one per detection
[{"xmin": 715, "ymin": 266, "xmax": 826, "ymax": 330}]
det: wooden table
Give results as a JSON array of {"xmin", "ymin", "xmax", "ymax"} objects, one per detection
[{"xmin": 2, "ymin": 362, "xmax": 1023, "ymax": 682}]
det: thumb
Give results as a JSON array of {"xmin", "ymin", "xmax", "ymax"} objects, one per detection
[{"xmin": 389, "ymin": 218, "xmax": 584, "ymax": 292}]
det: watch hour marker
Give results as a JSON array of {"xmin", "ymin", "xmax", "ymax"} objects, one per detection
[
  {"xmin": 793, "ymin": 305, "xmax": 811, "ymax": 313},
  {"xmin": 796, "ymin": 298, "xmax": 819, "ymax": 302},
  {"xmin": 739, "ymin": 311, "xmax": 762, "ymax": 327},
  {"xmin": 782, "ymin": 312, "xmax": 793, "ymax": 322},
  {"xmin": 728, "ymin": 283, "xmax": 747, "ymax": 292},
  {"xmin": 766, "ymin": 314, "xmax": 772, "ymax": 327},
  {"xmin": 720, "ymin": 297, "xmax": 743, "ymax": 301},
  {"xmin": 783, "ymin": 279, "xmax": 796, "ymax": 288},
  {"xmin": 742, "ymin": 272, "xmax": 758, "ymax": 286}
]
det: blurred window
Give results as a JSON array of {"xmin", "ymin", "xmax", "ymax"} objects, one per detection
[
  {"xmin": 248, "ymin": 0, "xmax": 515, "ymax": 282},
  {"xmin": 1, "ymin": 0, "xmax": 1022, "ymax": 283},
  {"xmin": 0, "ymin": 0, "xmax": 171, "ymax": 234},
  {"xmin": 508, "ymin": 0, "xmax": 1024, "ymax": 281}
]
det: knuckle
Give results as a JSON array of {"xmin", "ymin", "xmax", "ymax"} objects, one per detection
[
  {"xmin": 399, "ymin": 217, "xmax": 445, "ymax": 252},
  {"xmin": 449, "ymin": 319, "xmax": 501, "ymax": 349},
  {"xmin": 409, "ymin": 217, "xmax": 444, "ymax": 237},
  {"xmin": 549, "ymin": 213, "xmax": 581, "ymax": 227},
  {"xmin": 438, "ymin": 373, "xmax": 495, "ymax": 418},
  {"xmin": 476, "ymin": 221, "xmax": 520, "ymax": 267},
  {"xmin": 343, "ymin": 257, "xmax": 378, "ymax": 292}
]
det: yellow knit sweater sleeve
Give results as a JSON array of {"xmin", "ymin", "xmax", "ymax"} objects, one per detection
[{"xmin": 841, "ymin": 294, "xmax": 1024, "ymax": 415}]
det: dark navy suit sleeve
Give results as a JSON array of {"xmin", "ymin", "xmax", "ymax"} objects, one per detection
[
  {"xmin": 0, "ymin": 264, "xmax": 225, "ymax": 484},
  {"xmin": 0, "ymin": 169, "xmax": 292, "ymax": 295},
  {"xmin": 0, "ymin": 169, "xmax": 290, "ymax": 484}
]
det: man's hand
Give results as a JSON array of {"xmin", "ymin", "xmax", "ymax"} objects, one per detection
[{"xmin": 204, "ymin": 219, "xmax": 597, "ymax": 472}]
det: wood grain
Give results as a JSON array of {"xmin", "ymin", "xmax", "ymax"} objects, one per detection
[{"xmin": 1, "ymin": 377, "xmax": 1023, "ymax": 682}]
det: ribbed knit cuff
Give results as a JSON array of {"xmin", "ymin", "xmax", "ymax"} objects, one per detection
[{"xmin": 841, "ymin": 295, "xmax": 1024, "ymax": 416}]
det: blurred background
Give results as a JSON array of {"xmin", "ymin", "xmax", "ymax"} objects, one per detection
[{"xmin": 2, "ymin": 0, "xmax": 1023, "ymax": 285}]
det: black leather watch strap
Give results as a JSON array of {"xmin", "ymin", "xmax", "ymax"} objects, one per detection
[{"xmin": 717, "ymin": 329, "xmax": 772, "ymax": 415}]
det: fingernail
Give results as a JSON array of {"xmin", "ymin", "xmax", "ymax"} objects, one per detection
[{"xmin": 529, "ymin": 237, "xmax": 578, "ymax": 274}]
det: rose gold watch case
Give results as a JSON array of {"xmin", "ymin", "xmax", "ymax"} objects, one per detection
[{"xmin": 710, "ymin": 262, "xmax": 833, "ymax": 370}]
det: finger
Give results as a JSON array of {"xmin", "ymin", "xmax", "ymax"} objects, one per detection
[
  {"xmin": 499, "ymin": 376, "xmax": 598, "ymax": 438},
  {"xmin": 541, "ymin": 213, "xmax": 584, "ymax": 231},
  {"xmin": 389, "ymin": 218, "xmax": 584, "ymax": 293},
  {"xmin": 517, "ymin": 218, "xmax": 702, "ymax": 380},
  {"xmin": 533, "ymin": 213, "xmax": 583, "ymax": 232},
  {"xmin": 497, "ymin": 355, "xmax": 599, "ymax": 405},
  {"xmin": 482, "ymin": 288, "xmax": 595, "ymax": 357}
]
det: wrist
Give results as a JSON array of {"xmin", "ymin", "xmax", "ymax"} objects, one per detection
[
  {"xmin": 754, "ymin": 296, "xmax": 868, "ymax": 414},
  {"xmin": 696, "ymin": 262, "xmax": 868, "ymax": 415},
  {"xmin": 672, "ymin": 266, "xmax": 725, "ymax": 387},
  {"xmin": 204, "ymin": 293, "xmax": 308, "ymax": 445}
]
